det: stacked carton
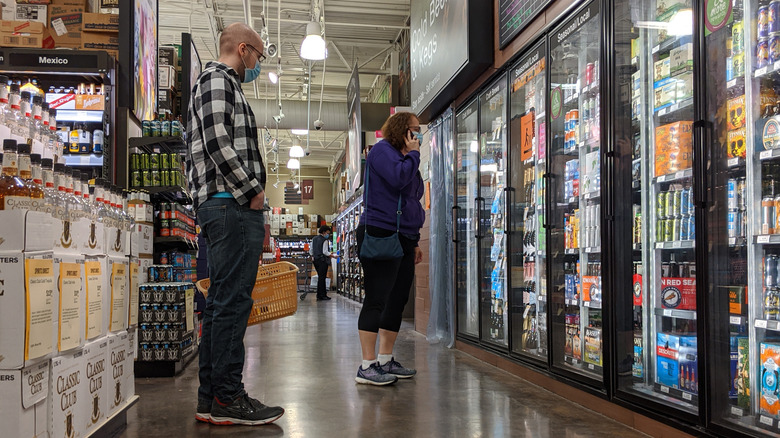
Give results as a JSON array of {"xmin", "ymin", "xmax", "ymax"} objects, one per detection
[{"xmin": 0, "ymin": 200, "xmax": 138, "ymax": 436}]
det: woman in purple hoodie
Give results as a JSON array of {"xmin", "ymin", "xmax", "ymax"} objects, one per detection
[{"xmin": 355, "ymin": 112, "xmax": 425, "ymax": 386}]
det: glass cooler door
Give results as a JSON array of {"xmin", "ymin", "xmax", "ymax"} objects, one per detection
[
  {"xmin": 613, "ymin": 0, "xmax": 698, "ymax": 416},
  {"xmin": 548, "ymin": 0, "xmax": 604, "ymax": 382},
  {"xmin": 509, "ymin": 42, "xmax": 548, "ymax": 360},
  {"xmin": 456, "ymin": 100, "xmax": 481, "ymax": 339},
  {"xmin": 479, "ymin": 75, "xmax": 509, "ymax": 348}
]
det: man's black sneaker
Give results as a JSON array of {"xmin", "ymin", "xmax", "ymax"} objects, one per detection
[
  {"xmin": 195, "ymin": 399, "xmax": 211, "ymax": 423},
  {"xmin": 209, "ymin": 394, "xmax": 284, "ymax": 426},
  {"xmin": 317, "ymin": 296, "xmax": 332, "ymax": 301}
]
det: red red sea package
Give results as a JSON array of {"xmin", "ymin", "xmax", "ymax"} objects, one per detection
[{"xmin": 659, "ymin": 277, "xmax": 696, "ymax": 310}]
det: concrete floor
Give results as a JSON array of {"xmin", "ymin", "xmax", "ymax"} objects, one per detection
[{"xmin": 123, "ymin": 295, "xmax": 648, "ymax": 438}]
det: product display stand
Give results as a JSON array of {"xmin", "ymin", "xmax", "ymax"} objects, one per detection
[{"xmin": 335, "ymin": 191, "xmax": 365, "ymax": 303}]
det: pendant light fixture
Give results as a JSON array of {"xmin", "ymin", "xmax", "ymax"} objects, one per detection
[
  {"xmin": 300, "ymin": 21, "xmax": 327, "ymax": 61},
  {"xmin": 286, "ymin": 158, "xmax": 300, "ymax": 170}
]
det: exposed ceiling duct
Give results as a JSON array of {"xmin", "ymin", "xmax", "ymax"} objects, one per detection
[{"xmin": 249, "ymin": 99, "xmax": 347, "ymax": 130}]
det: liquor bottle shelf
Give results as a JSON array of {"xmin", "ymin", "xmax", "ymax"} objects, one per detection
[
  {"xmin": 759, "ymin": 148, "xmax": 780, "ymax": 161},
  {"xmin": 655, "ymin": 308, "xmax": 697, "ymax": 320},
  {"xmin": 654, "ymin": 383, "xmax": 698, "ymax": 404},
  {"xmin": 656, "ymin": 98, "xmax": 693, "ymax": 118},
  {"xmin": 655, "ymin": 240, "xmax": 695, "ymax": 249},
  {"xmin": 756, "ymin": 234, "xmax": 780, "ymax": 245},
  {"xmin": 755, "ymin": 319, "xmax": 780, "ymax": 332},
  {"xmin": 653, "ymin": 168, "xmax": 693, "ymax": 184}
]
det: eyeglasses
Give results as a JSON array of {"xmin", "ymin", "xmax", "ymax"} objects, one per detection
[
  {"xmin": 408, "ymin": 125, "xmax": 421, "ymax": 133},
  {"xmin": 245, "ymin": 43, "xmax": 266, "ymax": 63}
]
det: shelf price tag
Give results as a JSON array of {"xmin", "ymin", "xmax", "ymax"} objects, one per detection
[
  {"xmin": 731, "ymin": 407, "xmax": 744, "ymax": 417},
  {"xmin": 729, "ymin": 316, "xmax": 741, "ymax": 325},
  {"xmin": 757, "ymin": 67, "xmax": 769, "ymax": 77},
  {"xmin": 588, "ymin": 364, "xmax": 595, "ymax": 370},
  {"xmin": 652, "ymin": 45, "xmax": 660, "ymax": 54},
  {"xmin": 761, "ymin": 150, "xmax": 773, "ymax": 160},
  {"xmin": 675, "ymin": 171, "xmax": 685, "ymax": 180},
  {"xmin": 663, "ymin": 309, "xmax": 673, "ymax": 317},
  {"xmin": 669, "ymin": 103, "xmax": 679, "ymax": 113},
  {"xmin": 729, "ymin": 238, "xmax": 736, "ymax": 246},
  {"xmin": 571, "ymin": 359, "xmax": 578, "ymax": 365},
  {"xmin": 656, "ymin": 243, "xmax": 664, "ymax": 249},
  {"xmin": 775, "ymin": 61, "xmax": 780, "ymax": 71},
  {"xmin": 673, "ymin": 241, "xmax": 682, "ymax": 248},
  {"xmin": 761, "ymin": 415, "xmax": 774, "ymax": 426},
  {"xmin": 757, "ymin": 319, "xmax": 769, "ymax": 329},
  {"xmin": 682, "ymin": 392, "xmax": 692, "ymax": 401},
  {"xmin": 660, "ymin": 385, "xmax": 670, "ymax": 394},
  {"xmin": 727, "ymin": 158, "xmax": 739, "ymax": 167},
  {"xmin": 759, "ymin": 235, "xmax": 771, "ymax": 244},
  {"xmin": 727, "ymin": 79, "xmax": 737, "ymax": 88}
]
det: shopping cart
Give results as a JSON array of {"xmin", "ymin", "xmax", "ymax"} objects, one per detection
[{"xmin": 295, "ymin": 255, "xmax": 316, "ymax": 301}]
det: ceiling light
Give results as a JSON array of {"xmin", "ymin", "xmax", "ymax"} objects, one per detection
[
  {"xmin": 300, "ymin": 21, "xmax": 327, "ymax": 61},
  {"xmin": 268, "ymin": 71, "xmax": 280, "ymax": 84},
  {"xmin": 286, "ymin": 158, "xmax": 300, "ymax": 169},
  {"xmin": 470, "ymin": 140, "xmax": 478, "ymax": 153},
  {"xmin": 291, "ymin": 129, "xmax": 309, "ymax": 135},
  {"xmin": 289, "ymin": 145, "xmax": 305, "ymax": 158}
]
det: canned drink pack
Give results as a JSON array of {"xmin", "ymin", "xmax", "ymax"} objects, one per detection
[
  {"xmin": 142, "ymin": 170, "xmax": 152, "ymax": 187},
  {"xmin": 767, "ymin": 255, "xmax": 779, "ymax": 288},
  {"xmin": 142, "ymin": 120, "xmax": 151, "ymax": 137},
  {"xmin": 672, "ymin": 217, "xmax": 681, "ymax": 241},
  {"xmin": 161, "ymin": 153, "xmax": 170, "ymax": 170},
  {"xmin": 761, "ymin": 5, "xmax": 771, "ymax": 39},
  {"xmin": 772, "ymin": 35, "xmax": 780, "ymax": 62},
  {"xmin": 759, "ymin": 38, "xmax": 771, "ymax": 69},
  {"xmin": 149, "ymin": 153, "xmax": 160, "ymax": 170},
  {"xmin": 732, "ymin": 20, "xmax": 745, "ymax": 56},
  {"xmin": 131, "ymin": 171, "xmax": 142, "ymax": 188},
  {"xmin": 733, "ymin": 52, "xmax": 746, "ymax": 77},
  {"xmin": 141, "ymin": 153, "xmax": 150, "ymax": 171},
  {"xmin": 728, "ymin": 209, "xmax": 738, "ymax": 238},
  {"xmin": 665, "ymin": 190, "xmax": 675, "ymax": 218},
  {"xmin": 766, "ymin": 288, "xmax": 780, "ymax": 320},
  {"xmin": 657, "ymin": 191, "xmax": 667, "ymax": 219},
  {"xmin": 772, "ymin": 0, "xmax": 780, "ymax": 34},
  {"xmin": 664, "ymin": 218, "xmax": 674, "ymax": 241},
  {"xmin": 657, "ymin": 219, "xmax": 666, "ymax": 242},
  {"xmin": 151, "ymin": 119, "xmax": 161, "ymax": 137},
  {"xmin": 151, "ymin": 170, "xmax": 161, "ymax": 187},
  {"xmin": 737, "ymin": 178, "xmax": 747, "ymax": 210},
  {"xmin": 726, "ymin": 57, "xmax": 734, "ymax": 81},
  {"xmin": 764, "ymin": 196, "xmax": 777, "ymax": 234},
  {"xmin": 727, "ymin": 178, "xmax": 738, "ymax": 209},
  {"xmin": 688, "ymin": 214, "xmax": 695, "ymax": 240},
  {"xmin": 680, "ymin": 214, "xmax": 690, "ymax": 240},
  {"xmin": 680, "ymin": 187, "xmax": 690, "ymax": 216},
  {"xmin": 672, "ymin": 189, "xmax": 682, "ymax": 217}
]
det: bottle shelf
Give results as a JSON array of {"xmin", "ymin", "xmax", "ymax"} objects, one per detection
[
  {"xmin": 754, "ymin": 61, "xmax": 780, "ymax": 79},
  {"xmin": 64, "ymin": 153, "xmax": 103, "ymax": 167},
  {"xmin": 653, "ymin": 383, "xmax": 698, "ymax": 404},
  {"xmin": 655, "ymin": 98, "xmax": 693, "ymax": 118},
  {"xmin": 756, "ymin": 235, "xmax": 780, "ymax": 245},
  {"xmin": 654, "ymin": 308, "xmax": 697, "ymax": 320},
  {"xmin": 759, "ymin": 148, "xmax": 780, "ymax": 162},
  {"xmin": 655, "ymin": 240, "xmax": 695, "ymax": 250},
  {"xmin": 653, "ymin": 168, "xmax": 693, "ymax": 184}
]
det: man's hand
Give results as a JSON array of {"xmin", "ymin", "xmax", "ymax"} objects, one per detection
[
  {"xmin": 249, "ymin": 191, "xmax": 265, "ymax": 210},
  {"xmin": 414, "ymin": 247, "xmax": 423, "ymax": 265}
]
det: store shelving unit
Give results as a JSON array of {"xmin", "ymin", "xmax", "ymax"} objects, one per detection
[{"xmin": 335, "ymin": 193, "xmax": 365, "ymax": 303}]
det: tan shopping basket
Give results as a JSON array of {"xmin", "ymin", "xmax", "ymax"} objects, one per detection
[{"xmin": 195, "ymin": 261, "xmax": 299, "ymax": 326}]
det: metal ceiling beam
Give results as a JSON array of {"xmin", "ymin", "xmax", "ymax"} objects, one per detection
[{"xmin": 329, "ymin": 42, "xmax": 351, "ymax": 71}]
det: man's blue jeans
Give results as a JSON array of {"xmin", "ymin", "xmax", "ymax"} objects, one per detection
[{"xmin": 196, "ymin": 197, "xmax": 265, "ymax": 404}]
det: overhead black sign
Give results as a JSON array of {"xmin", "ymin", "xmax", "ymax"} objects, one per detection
[
  {"xmin": 499, "ymin": 0, "xmax": 552, "ymax": 49},
  {"xmin": 510, "ymin": 41, "xmax": 546, "ymax": 88},
  {"xmin": 549, "ymin": 0, "xmax": 600, "ymax": 51},
  {"xmin": 410, "ymin": 0, "xmax": 493, "ymax": 122},
  {"xmin": 8, "ymin": 52, "xmax": 100, "ymax": 70},
  {"xmin": 346, "ymin": 63, "xmax": 362, "ymax": 199}
]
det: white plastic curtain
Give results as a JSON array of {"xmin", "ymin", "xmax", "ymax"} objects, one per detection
[{"xmin": 426, "ymin": 109, "xmax": 455, "ymax": 347}]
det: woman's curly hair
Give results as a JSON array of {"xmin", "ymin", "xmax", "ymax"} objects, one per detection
[{"xmin": 381, "ymin": 112, "xmax": 418, "ymax": 151}]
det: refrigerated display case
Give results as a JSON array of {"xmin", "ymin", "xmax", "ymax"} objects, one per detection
[
  {"xmin": 508, "ymin": 42, "xmax": 548, "ymax": 360},
  {"xmin": 479, "ymin": 75, "xmax": 509, "ymax": 347},
  {"xmin": 613, "ymin": 0, "xmax": 699, "ymax": 415},
  {"xmin": 456, "ymin": 100, "xmax": 481, "ymax": 339},
  {"xmin": 548, "ymin": 0, "xmax": 604, "ymax": 381}
]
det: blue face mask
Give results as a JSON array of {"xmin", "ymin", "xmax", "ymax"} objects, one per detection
[
  {"xmin": 414, "ymin": 132, "xmax": 424, "ymax": 145},
  {"xmin": 243, "ymin": 59, "xmax": 261, "ymax": 83}
]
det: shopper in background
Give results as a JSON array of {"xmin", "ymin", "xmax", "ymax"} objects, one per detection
[
  {"xmin": 355, "ymin": 112, "xmax": 425, "ymax": 385},
  {"xmin": 186, "ymin": 23, "xmax": 284, "ymax": 426},
  {"xmin": 311, "ymin": 225, "xmax": 337, "ymax": 301}
]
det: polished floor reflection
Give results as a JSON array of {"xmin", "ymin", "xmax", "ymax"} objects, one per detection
[{"xmin": 123, "ymin": 295, "xmax": 648, "ymax": 438}]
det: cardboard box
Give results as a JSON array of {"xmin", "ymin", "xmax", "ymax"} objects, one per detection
[
  {"xmin": 104, "ymin": 223, "xmax": 127, "ymax": 257},
  {"xmin": 82, "ymin": 12, "xmax": 116, "ymax": 32},
  {"xmin": 138, "ymin": 256, "xmax": 153, "ymax": 284},
  {"xmin": 656, "ymin": 333, "xmax": 680, "ymax": 389},
  {"xmin": 653, "ymin": 57, "xmax": 670, "ymax": 83},
  {"xmin": 49, "ymin": 349, "xmax": 86, "ymax": 438},
  {"xmin": 46, "ymin": 92, "xmax": 106, "ymax": 111},
  {"xmin": 658, "ymin": 277, "xmax": 696, "ymax": 310},
  {"xmin": 159, "ymin": 65, "xmax": 176, "ymax": 90},
  {"xmin": 737, "ymin": 337, "xmax": 750, "ymax": 409},
  {"xmin": 130, "ymin": 223, "xmax": 153, "ymax": 257},
  {"xmin": 107, "ymin": 331, "xmax": 128, "ymax": 416},
  {"xmin": 47, "ymin": 2, "xmax": 83, "ymax": 48},
  {"xmin": 655, "ymin": 121, "xmax": 693, "ymax": 177},
  {"xmin": 159, "ymin": 45, "xmax": 178, "ymax": 67},
  {"xmin": 108, "ymin": 257, "xmax": 127, "ymax": 332},
  {"xmin": 84, "ymin": 255, "xmax": 107, "ymax": 340},
  {"xmin": 125, "ymin": 328, "xmax": 135, "ymax": 398},
  {"xmin": 82, "ymin": 337, "xmax": 108, "ymax": 434},
  {"xmin": 128, "ymin": 257, "xmax": 139, "ymax": 327},
  {"xmin": 158, "ymin": 88, "xmax": 177, "ymax": 114},
  {"xmin": 88, "ymin": 0, "xmax": 119, "ymax": 14},
  {"xmin": 633, "ymin": 334, "xmax": 644, "ymax": 378},
  {"xmin": 0, "ymin": 210, "xmax": 55, "ymax": 252},
  {"xmin": 727, "ymin": 95, "xmax": 746, "ymax": 131},
  {"xmin": 670, "ymin": 43, "xmax": 693, "ymax": 76},
  {"xmin": 54, "ymin": 254, "xmax": 86, "ymax": 353},
  {"xmin": 3, "ymin": 2, "xmax": 47, "ymax": 24},
  {"xmin": 0, "ymin": 251, "xmax": 55, "ymax": 370},
  {"xmin": 583, "ymin": 327, "xmax": 602, "ymax": 367},
  {"xmin": 81, "ymin": 29, "xmax": 117, "ymax": 52},
  {"xmin": 761, "ymin": 342, "xmax": 780, "ymax": 418},
  {"xmin": 0, "ymin": 359, "xmax": 49, "ymax": 438},
  {"xmin": 0, "ymin": 19, "xmax": 44, "ymax": 47},
  {"xmin": 675, "ymin": 72, "xmax": 694, "ymax": 101},
  {"xmin": 653, "ymin": 77, "xmax": 677, "ymax": 111},
  {"xmin": 678, "ymin": 336, "xmax": 698, "ymax": 394}
]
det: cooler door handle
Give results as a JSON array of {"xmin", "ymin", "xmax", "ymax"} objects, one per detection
[{"xmin": 452, "ymin": 206, "xmax": 461, "ymax": 243}]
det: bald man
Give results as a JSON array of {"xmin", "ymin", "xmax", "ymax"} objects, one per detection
[{"xmin": 186, "ymin": 23, "xmax": 284, "ymax": 426}]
